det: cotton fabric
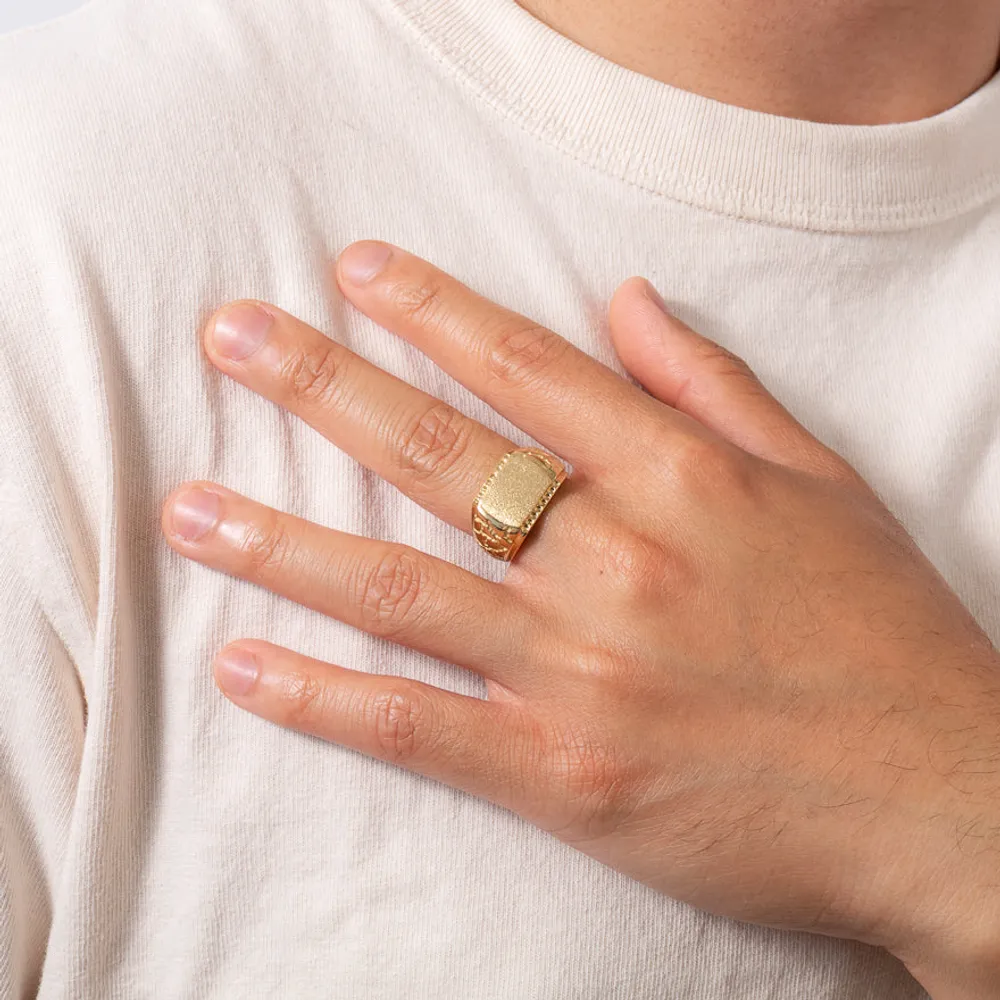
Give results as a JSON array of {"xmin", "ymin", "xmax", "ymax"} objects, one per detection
[{"xmin": 1, "ymin": 0, "xmax": 998, "ymax": 996}]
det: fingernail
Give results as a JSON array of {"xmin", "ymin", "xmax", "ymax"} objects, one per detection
[
  {"xmin": 643, "ymin": 280, "xmax": 669, "ymax": 314},
  {"xmin": 215, "ymin": 647, "xmax": 261, "ymax": 697},
  {"xmin": 339, "ymin": 241, "xmax": 392, "ymax": 285},
  {"xmin": 168, "ymin": 487, "xmax": 222, "ymax": 542},
  {"xmin": 212, "ymin": 302, "xmax": 274, "ymax": 360}
]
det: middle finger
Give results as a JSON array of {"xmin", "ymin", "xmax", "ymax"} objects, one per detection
[{"xmin": 203, "ymin": 299, "xmax": 515, "ymax": 534}]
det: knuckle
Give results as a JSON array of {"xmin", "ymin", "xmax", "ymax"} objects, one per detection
[
  {"xmin": 673, "ymin": 344, "xmax": 757, "ymax": 413},
  {"xmin": 508, "ymin": 710, "xmax": 556, "ymax": 797},
  {"xmin": 700, "ymin": 341, "xmax": 757, "ymax": 383},
  {"xmin": 390, "ymin": 277, "xmax": 445, "ymax": 327},
  {"xmin": 485, "ymin": 321, "xmax": 568, "ymax": 389},
  {"xmin": 592, "ymin": 524, "xmax": 685, "ymax": 606},
  {"xmin": 397, "ymin": 402, "xmax": 472, "ymax": 484},
  {"xmin": 355, "ymin": 549, "xmax": 426, "ymax": 636},
  {"xmin": 368, "ymin": 688, "xmax": 426, "ymax": 764},
  {"xmin": 545, "ymin": 721, "xmax": 637, "ymax": 842},
  {"xmin": 667, "ymin": 432, "xmax": 752, "ymax": 495},
  {"xmin": 279, "ymin": 342, "xmax": 346, "ymax": 409},
  {"xmin": 277, "ymin": 669, "xmax": 329, "ymax": 732},
  {"xmin": 239, "ymin": 512, "xmax": 295, "ymax": 581}
]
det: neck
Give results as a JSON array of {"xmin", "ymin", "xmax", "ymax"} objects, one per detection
[{"xmin": 516, "ymin": 0, "xmax": 1000, "ymax": 124}]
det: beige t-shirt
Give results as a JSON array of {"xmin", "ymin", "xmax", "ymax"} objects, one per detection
[{"xmin": 2, "ymin": 0, "xmax": 998, "ymax": 996}]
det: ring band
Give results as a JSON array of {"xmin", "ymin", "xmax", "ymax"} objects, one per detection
[{"xmin": 472, "ymin": 448, "xmax": 567, "ymax": 561}]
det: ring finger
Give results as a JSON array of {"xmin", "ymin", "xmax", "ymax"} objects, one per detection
[{"xmin": 203, "ymin": 299, "xmax": 516, "ymax": 533}]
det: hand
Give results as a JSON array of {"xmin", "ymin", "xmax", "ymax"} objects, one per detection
[{"xmin": 162, "ymin": 241, "xmax": 1000, "ymax": 999}]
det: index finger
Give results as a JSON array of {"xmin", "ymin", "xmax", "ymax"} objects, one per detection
[{"xmin": 333, "ymin": 241, "xmax": 661, "ymax": 469}]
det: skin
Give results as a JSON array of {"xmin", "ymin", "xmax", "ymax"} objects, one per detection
[
  {"xmin": 516, "ymin": 0, "xmax": 1000, "ymax": 124},
  {"xmin": 162, "ymin": 241, "xmax": 1000, "ymax": 999}
]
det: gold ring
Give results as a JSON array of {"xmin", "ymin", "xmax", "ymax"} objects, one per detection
[{"xmin": 472, "ymin": 448, "xmax": 567, "ymax": 561}]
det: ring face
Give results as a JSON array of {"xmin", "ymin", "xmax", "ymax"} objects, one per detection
[{"xmin": 472, "ymin": 448, "xmax": 567, "ymax": 561}]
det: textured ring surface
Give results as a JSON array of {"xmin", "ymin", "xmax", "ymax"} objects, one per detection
[{"xmin": 472, "ymin": 448, "xmax": 567, "ymax": 561}]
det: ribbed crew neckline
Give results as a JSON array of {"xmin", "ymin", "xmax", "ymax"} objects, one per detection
[{"xmin": 387, "ymin": 0, "xmax": 1000, "ymax": 232}]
